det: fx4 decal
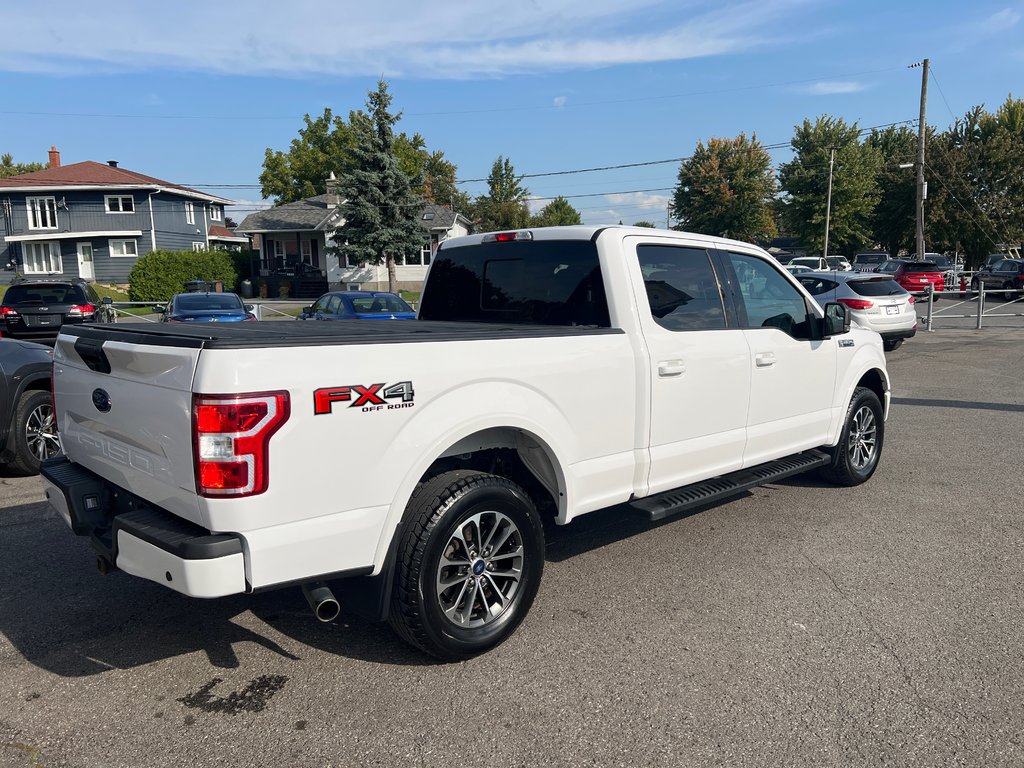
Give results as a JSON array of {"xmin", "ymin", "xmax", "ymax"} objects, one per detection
[{"xmin": 314, "ymin": 381, "xmax": 415, "ymax": 414}]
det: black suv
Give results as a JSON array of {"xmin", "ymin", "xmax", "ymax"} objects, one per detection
[
  {"xmin": 0, "ymin": 278, "xmax": 110, "ymax": 341},
  {"xmin": 0, "ymin": 338, "xmax": 59, "ymax": 474}
]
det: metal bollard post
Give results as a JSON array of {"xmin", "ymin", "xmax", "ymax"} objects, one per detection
[
  {"xmin": 255, "ymin": 302, "xmax": 262, "ymax": 321},
  {"xmin": 926, "ymin": 284, "xmax": 934, "ymax": 332},
  {"xmin": 976, "ymin": 286, "xmax": 984, "ymax": 330}
]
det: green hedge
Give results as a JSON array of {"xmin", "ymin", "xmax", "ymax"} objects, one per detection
[{"xmin": 127, "ymin": 250, "xmax": 239, "ymax": 301}]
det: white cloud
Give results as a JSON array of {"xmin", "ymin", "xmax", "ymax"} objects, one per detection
[
  {"xmin": 585, "ymin": 191, "xmax": 671, "ymax": 225},
  {"xmin": 804, "ymin": 81, "xmax": 867, "ymax": 95},
  {"xmin": 0, "ymin": 0, "xmax": 807, "ymax": 78},
  {"xmin": 553, "ymin": 96, "xmax": 568, "ymax": 108},
  {"xmin": 950, "ymin": 7, "xmax": 1022, "ymax": 51}
]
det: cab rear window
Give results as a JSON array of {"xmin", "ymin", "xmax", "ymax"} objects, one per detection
[{"xmin": 419, "ymin": 240, "xmax": 610, "ymax": 326}]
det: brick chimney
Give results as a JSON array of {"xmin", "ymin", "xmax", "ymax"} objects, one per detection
[
  {"xmin": 325, "ymin": 171, "xmax": 340, "ymax": 209},
  {"xmin": 48, "ymin": 146, "xmax": 61, "ymax": 168}
]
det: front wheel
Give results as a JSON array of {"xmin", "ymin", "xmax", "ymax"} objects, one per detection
[
  {"xmin": 1004, "ymin": 283, "xmax": 1018, "ymax": 302},
  {"xmin": 389, "ymin": 470, "xmax": 545, "ymax": 660},
  {"xmin": 10, "ymin": 390, "xmax": 61, "ymax": 475},
  {"xmin": 819, "ymin": 387, "xmax": 884, "ymax": 486}
]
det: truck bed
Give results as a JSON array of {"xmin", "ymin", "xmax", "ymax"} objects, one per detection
[{"xmin": 59, "ymin": 320, "xmax": 623, "ymax": 349}]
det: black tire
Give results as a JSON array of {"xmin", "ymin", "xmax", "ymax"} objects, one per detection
[
  {"xmin": 970, "ymin": 279, "xmax": 980, "ymax": 295},
  {"xmin": 1004, "ymin": 283, "xmax": 1017, "ymax": 303},
  {"xmin": 882, "ymin": 338, "xmax": 903, "ymax": 352},
  {"xmin": 9, "ymin": 390, "xmax": 61, "ymax": 475},
  {"xmin": 389, "ymin": 470, "xmax": 544, "ymax": 660},
  {"xmin": 819, "ymin": 387, "xmax": 884, "ymax": 487}
]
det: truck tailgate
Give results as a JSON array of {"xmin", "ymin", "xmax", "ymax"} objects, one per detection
[{"xmin": 53, "ymin": 332, "xmax": 204, "ymax": 525}]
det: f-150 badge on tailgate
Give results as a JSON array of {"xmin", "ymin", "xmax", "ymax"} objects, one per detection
[{"xmin": 314, "ymin": 381, "xmax": 415, "ymax": 414}]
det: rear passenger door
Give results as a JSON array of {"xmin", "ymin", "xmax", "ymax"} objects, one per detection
[
  {"xmin": 720, "ymin": 250, "xmax": 836, "ymax": 466},
  {"xmin": 626, "ymin": 237, "xmax": 750, "ymax": 494}
]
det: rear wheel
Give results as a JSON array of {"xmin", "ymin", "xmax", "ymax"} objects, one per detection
[
  {"xmin": 1004, "ymin": 283, "xmax": 1017, "ymax": 302},
  {"xmin": 10, "ymin": 390, "xmax": 60, "ymax": 475},
  {"xmin": 389, "ymin": 470, "xmax": 544, "ymax": 660},
  {"xmin": 819, "ymin": 387, "xmax": 884, "ymax": 486},
  {"xmin": 882, "ymin": 338, "xmax": 903, "ymax": 352}
]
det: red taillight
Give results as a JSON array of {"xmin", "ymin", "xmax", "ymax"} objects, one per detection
[
  {"xmin": 192, "ymin": 391, "xmax": 289, "ymax": 497},
  {"xmin": 67, "ymin": 303, "xmax": 96, "ymax": 316},
  {"xmin": 838, "ymin": 298, "xmax": 874, "ymax": 310},
  {"xmin": 907, "ymin": 295, "xmax": 915, "ymax": 305},
  {"xmin": 482, "ymin": 230, "xmax": 534, "ymax": 243},
  {"xmin": 1, "ymin": 306, "xmax": 19, "ymax": 318}
]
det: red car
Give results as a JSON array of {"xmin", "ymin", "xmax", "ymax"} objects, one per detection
[{"xmin": 875, "ymin": 260, "xmax": 945, "ymax": 298}]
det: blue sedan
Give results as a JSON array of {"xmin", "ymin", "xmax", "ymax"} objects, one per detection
[
  {"xmin": 297, "ymin": 291, "xmax": 416, "ymax": 321},
  {"xmin": 157, "ymin": 292, "xmax": 256, "ymax": 322}
]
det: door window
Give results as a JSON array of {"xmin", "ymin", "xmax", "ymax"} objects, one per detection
[
  {"xmin": 325, "ymin": 295, "xmax": 343, "ymax": 314},
  {"xmin": 727, "ymin": 252, "xmax": 812, "ymax": 338},
  {"xmin": 635, "ymin": 245, "xmax": 726, "ymax": 331}
]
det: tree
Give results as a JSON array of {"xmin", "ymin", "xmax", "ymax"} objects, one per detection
[
  {"xmin": 927, "ymin": 99, "xmax": 1024, "ymax": 266},
  {"xmin": 865, "ymin": 125, "xmax": 918, "ymax": 257},
  {"xmin": 530, "ymin": 196, "xmax": 582, "ymax": 227},
  {"xmin": 633, "ymin": 220, "xmax": 657, "ymax": 228},
  {"xmin": 260, "ymin": 109, "xmax": 461, "ymax": 208},
  {"xmin": 670, "ymin": 134, "xmax": 776, "ymax": 241},
  {"xmin": 330, "ymin": 80, "xmax": 425, "ymax": 292},
  {"xmin": 0, "ymin": 153, "xmax": 45, "ymax": 178},
  {"xmin": 778, "ymin": 116, "xmax": 880, "ymax": 255},
  {"xmin": 472, "ymin": 156, "xmax": 531, "ymax": 232}
]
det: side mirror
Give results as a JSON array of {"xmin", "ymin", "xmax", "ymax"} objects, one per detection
[
  {"xmin": 153, "ymin": 305, "xmax": 165, "ymax": 314},
  {"xmin": 101, "ymin": 296, "xmax": 113, "ymax": 305},
  {"xmin": 244, "ymin": 304, "xmax": 254, "ymax": 312},
  {"xmin": 823, "ymin": 302, "xmax": 850, "ymax": 337},
  {"xmin": 302, "ymin": 306, "xmax": 314, "ymax": 315}
]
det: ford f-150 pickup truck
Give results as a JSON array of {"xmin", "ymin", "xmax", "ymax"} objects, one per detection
[{"xmin": 42, "ymin": 226, "xmax": 890, "ymax": 659}]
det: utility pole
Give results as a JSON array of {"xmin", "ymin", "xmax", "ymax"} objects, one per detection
[
  {"xmin": 912, "ymin": 58, "xmax": 929, "ymax": 258},
  {"xmin": 823, "ymin": 146, "xmax": 836, "ymax": 259}
]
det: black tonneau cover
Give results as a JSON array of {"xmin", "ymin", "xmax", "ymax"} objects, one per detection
[{"xmin": 59, "ymin": 320, "xmax": 623, "ymax": 350}]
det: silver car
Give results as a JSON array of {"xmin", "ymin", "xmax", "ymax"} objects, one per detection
[{"xmin": 797, "ymin": 271, "xmax": 917, "ymax": 351}]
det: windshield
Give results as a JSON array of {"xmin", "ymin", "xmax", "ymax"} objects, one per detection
[
  {"xmin": 351, "ymin": 295, "xmax": 413, "ymax": 314},
  {"xmin": 175, "ymin": 293, "xmax": 244, "ymax": 310},
  {"xmin": 848, "ymin": 278, "xmax": 907, "ymax": 297},
  {"xmin": 924, "ymin": 255, "xmax": 950, "ymax": 267}
]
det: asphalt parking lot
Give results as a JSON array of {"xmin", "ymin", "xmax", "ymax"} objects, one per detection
[{"xmin": 1, "ymin": 328, "xmax": 1022, "ymax": 768}]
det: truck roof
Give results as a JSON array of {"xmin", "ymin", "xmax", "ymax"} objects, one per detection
[{"xmin": 440, "ymin": 225, "xmax": 771, "ymax": 254}]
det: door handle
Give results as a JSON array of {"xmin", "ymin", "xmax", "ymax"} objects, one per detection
[
  {"xmin": 658, "ymin": 360, "xmax": 686, "ymax": 377},
  {"xmin": 755, "ymin": 352, "xmax": 776, "ymax": 368}
]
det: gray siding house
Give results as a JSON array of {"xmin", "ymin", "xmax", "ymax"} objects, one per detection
[
  {"xmin": 237, "ymin": 178, "xmax": 471, "ymax": 292},
  {"xmin": 0, "ymin": 147, "xmax": 235, "ymax": 284}
]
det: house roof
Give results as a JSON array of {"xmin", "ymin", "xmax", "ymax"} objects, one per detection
[
  {"xmin": 208, "ymin": 225, "xmax": 248, "ymax": 242},
  {"xmin": 236, "ymin": 194, "xmax": 340, "ymax": 233},
  {"xmin": 237, "ymin": 197, "xmax": 469, "ymax": 235},
  {"xmin": 0, "ymin": 160, "xmax": 233, "ymax": 204}
]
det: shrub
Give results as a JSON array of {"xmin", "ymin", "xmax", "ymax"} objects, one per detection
[{"xmin": 128, "ymin": 250, "xmax": 238, "ymax": 301}]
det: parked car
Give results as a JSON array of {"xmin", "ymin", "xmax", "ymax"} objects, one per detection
[
  {"xmin": 874, "ymin": 260, "xmax": 945, "ymax": 299},
  {"xmin": 852, "ymin": 252, "xmax": 890, "ymax": 272},
  {"xmin": 981, "ymin": 252, "xmax": 1021, "ymax": 270},
  {"xmin": 970, "ymin": 259, "xmax": 1024, "ymax": 301},
  {"xmin": 156, "ymin": 292, "xmax": 256, "ymax": 323},
  {"xmin": 825, "ymin": 256, "xmax": 853, "ymax": 271},
  {"xmin": 0, "ymin": 278, "xmax": 111, "ymax": 341},
  {"xmin": 0, "ymin": 338, "xmax": 60, "ymax": 474},
  {"xmin": 788, "ymin": 256, "xmax": 830, "ymax": 271},
  {"xmin": 297, "ymin": 291, "xmax": 416, "ymax": 321},
  {"xmin": 798, "ymin": 272, "xmax": 916, "ymax": 351},
  {"xmin": 784, "ymin": 264, "xmax": 814, "ymax": 275}
]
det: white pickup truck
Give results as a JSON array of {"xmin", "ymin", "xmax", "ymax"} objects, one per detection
[{"xmin": 43, "ymin": 226, "xmax": 890, "ymax": 659}]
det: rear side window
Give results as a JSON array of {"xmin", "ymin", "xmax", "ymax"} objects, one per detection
[
  {"xmin": 849, "ymin": 278, "xmax": 906, "ymax": 297},
  {"xmin": 797, "ymin": 277, "xmax": 838, "ymax": 296},
  {"xmin": 419, "ymin": 240, "xmax": 609, "ymax": 327},
  {"xmin": 635, "ymin": 245, "xmax": 726, "ymax": 331}
]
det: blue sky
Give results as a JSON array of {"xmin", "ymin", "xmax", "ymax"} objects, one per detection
[{"xmin": 1, "ymin": 0, "xmax": 1021, "ymax": 226}]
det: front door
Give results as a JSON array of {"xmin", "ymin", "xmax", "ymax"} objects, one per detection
[
  {"xmin": 76, "ymin": 242, "xmax": 95, "ymax": 280},
  {"xmin": 627, "ymin": 237, "xmax": 751, "ymax": 495}
]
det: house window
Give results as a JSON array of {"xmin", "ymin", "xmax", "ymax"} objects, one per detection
[
  {"xmin": 210, "ymin": 206, "xmax": 221, "ymax": 221},
  {"xmin": 105, "ymin": 195, "xmax": 135, "ymax": 213},
  {"xmin": 26, "ymin": 197, "xmax": 58, "ymax": 230},
  {"xmin": 109, "ymin": 239, "xmax": 138, "ymax": 258},
  {"xmin": 192, "ymin": 242, "xmax": 204, "ymax": 251},
  {"xmin": 301, "ymin": 240, "xmax": 312, "ymax": 263},
  {"xmin": 185, "ymin": 202, "xmax": 195, "ymax": 225},
  {"xmin": 23, "ymin": 241, "xmax": 62, "ymax": 273}
]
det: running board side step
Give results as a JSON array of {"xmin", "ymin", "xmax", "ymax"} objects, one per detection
[{"xmin": 630, "ymin": 450, "xmax": 832, "ymax": 521}]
